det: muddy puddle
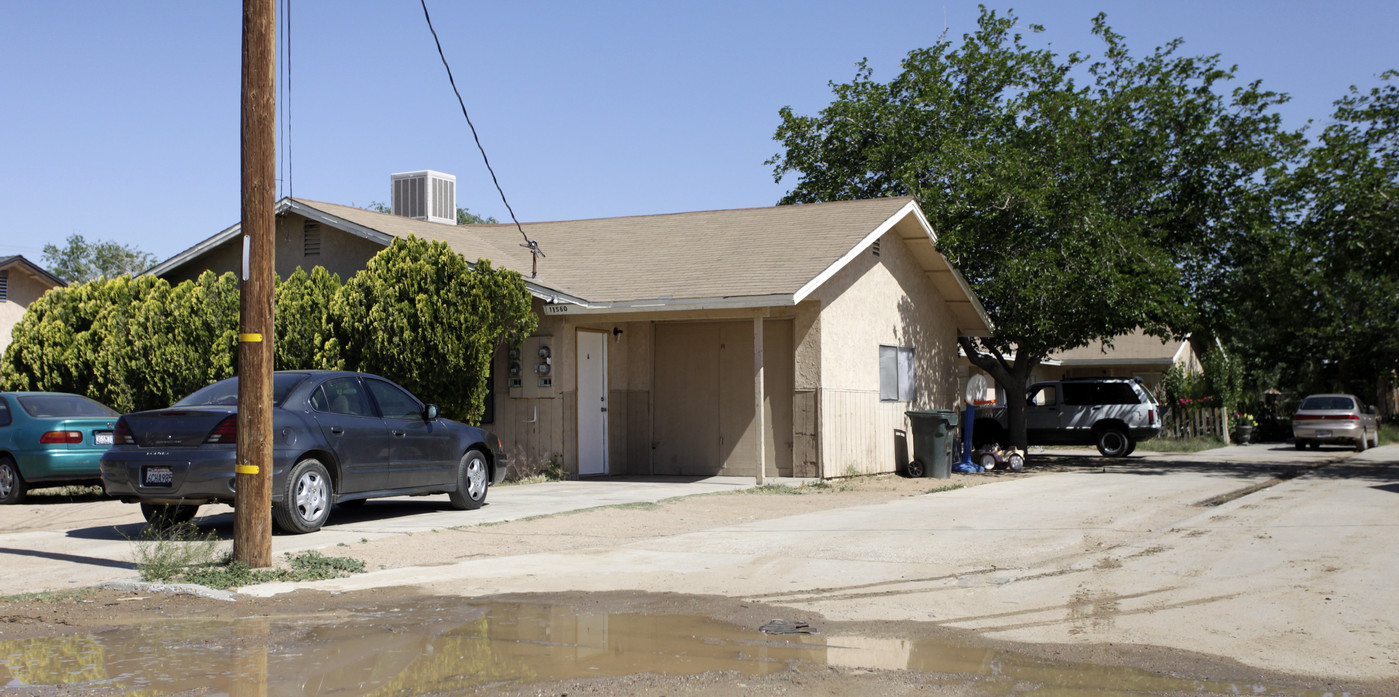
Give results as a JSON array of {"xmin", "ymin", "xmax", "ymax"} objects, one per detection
[{"xmin": 0, "ymin": 599, "xmax": 1366, "ymax": 696}]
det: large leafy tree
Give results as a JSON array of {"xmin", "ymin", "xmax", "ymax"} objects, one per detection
[
  {"xmin": 325, "ymin": 236, "xmax": 536, "ymax": 422},
  {"xmin": 40, "ymin": 234, "xmax": 158, "ymax": 283},
  {"xmin": 1222, "ymin": 72, "xmax": 1399, "ymax": 405},
  {"xmin": 768, "ymin": 8, "xmax": 1293, "ymax": 447}
]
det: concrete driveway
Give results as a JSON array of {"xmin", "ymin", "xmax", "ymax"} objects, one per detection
[{"xmin": 0, "ymin": 475, "xmax": 785, "ymax": 593}]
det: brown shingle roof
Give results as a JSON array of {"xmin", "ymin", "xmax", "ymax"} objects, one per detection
[{"xmin": 297, "ymin": 197, "xmax": 918, "ymax": 304}]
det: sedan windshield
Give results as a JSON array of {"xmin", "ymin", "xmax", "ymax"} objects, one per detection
[
  {"xmin": 1299, "ymin": 396, "xmax": 1355, "ymax": 411},
  {"xmin": 175, "ymin": 374, "xmax": 309, "ymax": 407},
  {"xmin": 16, "ymin": 394, "xmax": 120, "ymax": 418}
]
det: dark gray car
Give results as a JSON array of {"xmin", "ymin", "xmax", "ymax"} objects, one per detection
[{"xmin": 100, "ymin": 371, "xmax": 508, "ymax": 533}]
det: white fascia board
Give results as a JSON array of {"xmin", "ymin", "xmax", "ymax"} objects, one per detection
[
  {"xmin": 539, "ymin": 293, "xmax": 794, "ymax": 316},
  {"xmin": 1170, "ymin": 335, "xmax": 1193, "ymax": 365},
  {"xmin": 791, "ymin": 200, "xmax": 919, "ymax": 304},
  {"xmin": 283, "ymin": 199, "xmax": 395, "ymax": 246},
  {"xmin": 791, "ymin": 200, "xmax": 995, "ymax": 335},
  {"xmin": 145, "ymin": 198, "xmax": 395, "ymax": 278},
  {"xmin": 144, "ymin": 221, "xmax": 244, "ymax": 277},
  {"xmin": 1060, "ymin": 357, "xmax": 1176, "ymax": 367}
]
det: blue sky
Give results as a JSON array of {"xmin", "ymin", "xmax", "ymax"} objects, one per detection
[{"xmin": 1, "ymin": 1, "xmax": 1395, "ymax": 264}]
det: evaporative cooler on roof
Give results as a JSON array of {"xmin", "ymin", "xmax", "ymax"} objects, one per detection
[{"xmin": 390, "ymin": 170, "xmax": 457, "ymax": 225}]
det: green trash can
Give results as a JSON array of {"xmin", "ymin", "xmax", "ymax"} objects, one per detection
[{"xmin": 905, "ymin": 409, "xmax": 960, "ymax": 478}]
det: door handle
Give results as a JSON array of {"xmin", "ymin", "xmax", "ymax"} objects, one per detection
[
  {"xmin": 391, "ymin": 430, "xmax": 406, "ymax": 437},
  {"xmin": 330, "ymin": 426, "xmax": 344, "ymax": 435},
  {"xmin": 600, "ymin": 408, "xmax": 608, "ymax": 413}
]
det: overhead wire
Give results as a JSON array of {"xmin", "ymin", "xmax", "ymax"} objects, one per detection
[
  {"xmin": 417, "ymin": 0, "xmax": 541, "ymax": 271},
  {"xmin": 278, "ymin": 0, "xmax": 293, "ymax": 199}
]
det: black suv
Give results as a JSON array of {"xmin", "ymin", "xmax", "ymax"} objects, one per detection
[{"xmin": 974, "ymin": 377, "xmax": 1161, "ymax": 457}]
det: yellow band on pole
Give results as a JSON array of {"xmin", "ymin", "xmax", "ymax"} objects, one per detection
[
  {"xmin": 239, "ymin": 333, "xmax": 263, "ymax": 343},
  {"xmin": 235, "ymin": 465, "xmax": 260, "ymax": 475}
]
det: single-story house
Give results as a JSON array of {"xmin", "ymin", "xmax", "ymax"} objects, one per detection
[
  {"xmin": 0, "ymin": 256, "xmax": 66, "ymax": 361},
  {"xmin": 150, "ymin": 188, "xmax": 992, "ymax": 479},
  {"xmin": 960, "ymin": 329, "xmax": 1201, "ymax": 404}
]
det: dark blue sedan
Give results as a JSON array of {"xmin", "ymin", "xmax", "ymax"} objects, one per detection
[{"xmin": 100, "ymin": 371, "xmax": 508, "ymax": 533}]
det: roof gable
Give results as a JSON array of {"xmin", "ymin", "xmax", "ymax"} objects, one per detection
[{"xmin": 0, "ymin": 255, "xmax": 66, "ymax": 289}]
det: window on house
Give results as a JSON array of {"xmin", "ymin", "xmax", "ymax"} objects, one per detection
[
  {"xmin": 879, "ymin": 345, "xmax": 916, "ymax": 402},
  {"xmin": 0, "ymin": 270, "xmax": 8, "ymax": 301},
  {"xmin": 303, "ymin": 222, "xmax": 322, "ymax": 257}
]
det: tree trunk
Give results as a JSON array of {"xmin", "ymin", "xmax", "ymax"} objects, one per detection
[{"xmin": 958, "ymin": 337, "xmax": 1042, "ymax": 451}]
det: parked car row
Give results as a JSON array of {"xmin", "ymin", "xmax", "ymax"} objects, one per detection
[{"xmin": 1, "ymin": 371, "xmax": 508, "ymax": 534}]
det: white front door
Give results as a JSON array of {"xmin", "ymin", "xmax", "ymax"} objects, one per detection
[{"xmin": 577, "ymin": 329, "xmax": 608, "ymax": 476}]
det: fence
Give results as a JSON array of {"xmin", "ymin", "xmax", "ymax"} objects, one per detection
[{"xmin": 1160, "ymin": 407, "xmax": 1226, "ymax": 439}]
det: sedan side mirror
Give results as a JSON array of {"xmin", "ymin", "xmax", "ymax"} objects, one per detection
[{"xmin": 424, "ymin": 404, "xmax": 439, "ymax": 421}]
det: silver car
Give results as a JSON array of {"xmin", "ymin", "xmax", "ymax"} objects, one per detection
[{"xmin": 1292, "ymin": 394, "xmax": 1380, "ymax": 452}]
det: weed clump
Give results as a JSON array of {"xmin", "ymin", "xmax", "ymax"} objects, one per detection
[
  {"xmin": 127, "ymin": 522, "xmax": 365, "ymax": 589},
  {"xmin": 128, "ymin": 521, "xmax": 222, "ymax": 582}
]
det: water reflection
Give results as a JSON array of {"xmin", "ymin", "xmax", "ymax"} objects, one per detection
[{"xmin": 0, "ymin": 600, "xmax": 1370, "ymax": 697}]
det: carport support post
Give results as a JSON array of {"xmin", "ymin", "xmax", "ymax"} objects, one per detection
[
  {"xmin": 754, "ymin": 312, "xmax": 766, "ymax": 485},
  {"xmin": 233, "ymin": 0, "xmax": 275, "ymax": 568}
]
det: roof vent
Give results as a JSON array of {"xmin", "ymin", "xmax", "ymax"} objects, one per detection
[{"xmin": 390, "ymin": 171, "xmax": 457, "ymax": 225}]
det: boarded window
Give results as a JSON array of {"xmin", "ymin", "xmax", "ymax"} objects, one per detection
[
  {"xmin": 879, "ymin": 345, "xmax": 916, "ymax": 402},
  {"xmin": 303, "ymin": 222, "xmax": 322, "ymax": 257}
]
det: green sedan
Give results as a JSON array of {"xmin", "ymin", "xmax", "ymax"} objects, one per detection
[{"xmin": 0, "ymin": 392, "xmax": 119, "ymax": 504}]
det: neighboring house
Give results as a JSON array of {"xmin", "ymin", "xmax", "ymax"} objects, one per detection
[
  {"xmin": 960, "ymin": 329, "xmax": 1201, "ymax": 404},
  {"xmin": 150, "ymin": 192, "xmax": 992, "ymax": 479},
  {"xmin": 0, "ymin": 256, "xmax": 65, "ymax": 361}
]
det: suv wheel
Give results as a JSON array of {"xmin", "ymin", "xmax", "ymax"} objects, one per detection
[{"xmin": 1095, "ymin": 427, "xmax": 1132, "ymax": 458}]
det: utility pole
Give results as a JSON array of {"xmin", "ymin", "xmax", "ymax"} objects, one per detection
[{"xmin": 233, "ymin": 0, "xmax": 275, "ymax": 567}]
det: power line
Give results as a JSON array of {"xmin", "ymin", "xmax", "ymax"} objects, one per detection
[
  {"xmin": 417, "ymin": 0, "xmax": 542, "ymax": 275},
  {"xmin": 278, "ymin": 0, "xmax": 293, "ymax": 199}
]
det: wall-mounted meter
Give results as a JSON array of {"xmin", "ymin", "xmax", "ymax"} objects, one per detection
[
  {"xmin": 507, "ymin": 347, "xmax": 523, "ymax": 388},
  {"xmin": 514, "ymin": 337, "xmax": 555, "ymax": 398},
  {"xmin": 536, "ymin": 345, "xmax": 553, "ymax": 387}
]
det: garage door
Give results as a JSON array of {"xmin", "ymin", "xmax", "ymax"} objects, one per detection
[{"xmin": 653, "ymin": 320, "xmax": 793, "ymax": 476}]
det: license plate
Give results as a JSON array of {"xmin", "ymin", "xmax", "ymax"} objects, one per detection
[
  {"xmin": 94, "ymin": 432, "xmax": 113, "ymax": 446},
  {"xmin": 143, "ymin": 466, "xmax": 173, "ymax": 487},
  {"xmin": 1316, "ymin": 430, "xmax": 1331, "ymax": 438}
]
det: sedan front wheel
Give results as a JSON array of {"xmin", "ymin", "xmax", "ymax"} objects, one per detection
[
  {"xmin": 448, "ymin": 449, "xmax": 489, "ymax": 510},
  {"xmin": 273, "ymin": 459, "xmax": 333, "ymax": 534}
]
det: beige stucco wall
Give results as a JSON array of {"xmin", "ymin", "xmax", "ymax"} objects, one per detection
[
  {"xmin": 806, "ymin": 227, "xmax": 961, "ymax": 476},
  {"xmin": 490, "ymin": 305, "xmax": 805, "ymax": 479},
  {"xmin": 0, "ymin": 268, "xmax": 61, "ymax": 361},
  {"xmin": 161, "ymin": 213, "xmax": 385, "ymax": 285}
]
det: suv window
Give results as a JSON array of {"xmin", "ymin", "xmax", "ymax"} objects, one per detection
[
  {"xmin": 1028, "ymin": 385, "xmax": 1057, "ymax": 406},
  {"xmin": 1062, "ymin": 381, "xmax": 1140, "ymax": 405}
]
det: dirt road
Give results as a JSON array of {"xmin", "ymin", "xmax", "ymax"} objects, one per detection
[{"xmin": 1, "ymin": 444, "xmax": 1395, "ymax": 695}]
